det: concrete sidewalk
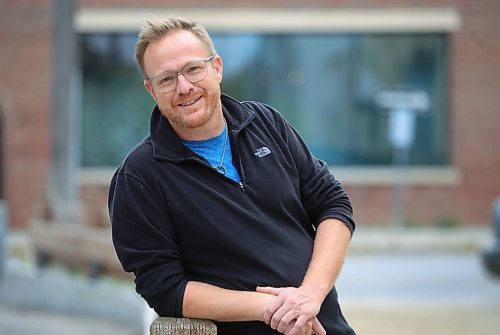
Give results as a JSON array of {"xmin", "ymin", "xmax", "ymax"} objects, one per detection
[
  {"xmin": 343, "ymin": 303, "xmax": 500, "ymax": 335},
  {"xmin": 337, "ymin": 251, "xmax": 500, "ymax": 335},
  {"xmin": 0, "ymin": 305, "xmax": 139, "ymax": 335},
  {"xmin": 0, "ymin": 258, "xmax": 145, "ymax": 335}
]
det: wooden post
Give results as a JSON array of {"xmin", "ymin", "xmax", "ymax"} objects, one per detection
[{"xmin": 150, "ymin": 317, "xmax": 217, "ymax": 335}]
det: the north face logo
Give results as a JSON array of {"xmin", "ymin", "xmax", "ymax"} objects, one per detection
[{"xmin": 254, "ymin": 146, "xmax": 271, "ymax": 158}]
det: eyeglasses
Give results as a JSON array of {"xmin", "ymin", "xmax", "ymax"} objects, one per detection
[{"xmin": 147, "ymin": 55, "xmax": 214, "ymax": 93}]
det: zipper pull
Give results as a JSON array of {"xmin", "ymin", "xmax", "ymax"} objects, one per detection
[{"xmin": 239, "ymin": 182, "xmax": 246, "ymax": 192}]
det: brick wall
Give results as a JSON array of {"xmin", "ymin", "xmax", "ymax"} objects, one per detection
[
  {"xmin": 345, "ymin": 185, "xmax": 459, "ymax": 226},
  {"xmin": 451, "ymin": 0, "xmax": 500, "ymax": 225},
  {"xmin": 0, "ymin": 0, "xmax": 53, "ymax": 229},
  {"xmin": 1, "ymin": 0, "xmax": 499, "ymax": 228}
]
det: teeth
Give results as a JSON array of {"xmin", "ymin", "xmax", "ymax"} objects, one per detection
[{"xmin": 180, "ymin": 97, "xmax": 199, "ymax": 106}]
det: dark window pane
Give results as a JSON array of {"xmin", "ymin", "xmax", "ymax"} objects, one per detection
[
  {"xmin": 80, "ymin": 34, "xmax": 152, "ymax": 167},
  {"xmin": 214, "ymin": 33, "xmax": 448, "ymax": 166},
  {"xmin": 80, "ymin": 32, "xmax": 448, "ymax": 167}
]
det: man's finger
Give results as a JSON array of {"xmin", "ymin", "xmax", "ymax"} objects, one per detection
[
  {"xmin": 263, "ymin": 294, "xmax": 285, "ymax": 324},
  {"xmin": 270, "ymin": 304, "xmax": 290, "ymax": 330},
  {"xmin": 284, "ymin": 316, "xmax": 315, "ymax": 335},
  {"xmin": 276, "ymin": 310, "xmax": 299, "ymax": 333},
  {"xmin": 312, "ymin": 317, "xmax": 326, "ymax": 335}
]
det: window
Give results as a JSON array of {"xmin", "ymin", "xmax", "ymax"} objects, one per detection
[
  {"xmin": 80, "ymin": 32, "xmax": 448, "ymax": 167},
  {"xmin": 80, "ymin": 34, "xmax": 151, "ymax": 167}
]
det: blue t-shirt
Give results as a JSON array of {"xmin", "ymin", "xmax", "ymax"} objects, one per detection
[{"xmin": 182, "ymin": 127, "xmax": 241, "ymax": 183}]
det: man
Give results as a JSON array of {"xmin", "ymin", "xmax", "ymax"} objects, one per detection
[{"xmin": 108, "ymin": 17, "xmax": 356, "ymax": 335}]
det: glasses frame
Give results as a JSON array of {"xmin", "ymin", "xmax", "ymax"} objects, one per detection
[{"xmin": 147, "ymin": 55, "xmax": 214, "ymax": 93}]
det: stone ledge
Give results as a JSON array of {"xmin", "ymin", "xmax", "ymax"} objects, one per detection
[{"xmin": 349, "ymin": 227, "xmax": 493, "ymax": 253}]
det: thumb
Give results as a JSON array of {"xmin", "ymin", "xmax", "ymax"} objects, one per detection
[{"xmin": 256, "ymin": 286, "xmax": 281, "ymax": 295}]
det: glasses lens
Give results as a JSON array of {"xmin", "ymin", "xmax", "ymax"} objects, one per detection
[
  {"xmin": 182, "ymin": 60, "xmax": 208, "ymax": 82},
  {"xmin": 155, "ymin": 72, "xmax": 177, "ymax": 92},
  {"xmin": 152, "ymin": 57, "xmax": 211, "ymax": 93}
]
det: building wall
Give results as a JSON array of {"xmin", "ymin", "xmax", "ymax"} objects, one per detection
[
  {"xmin": 451, "ymin": 0, "xmax": 500, "ymax": 225},
  {"xmin": 0, "ymin": 0, "xmax": 53, "ymax": 229},
  {"xmin": 1, "ymin": 0, "xmax": 499, "ymax": 228}
]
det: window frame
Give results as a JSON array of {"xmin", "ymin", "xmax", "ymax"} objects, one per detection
[{"xmin": 76, "ymin": 7, "xmax": 461, "ymax": 185}]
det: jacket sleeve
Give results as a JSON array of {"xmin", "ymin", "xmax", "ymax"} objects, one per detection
[
  {"xmin": 108, "ymin": 169, "xmax": 188, "ymax": 317},
  {"xmin": 262, "ymin": 104, "xmax": 356, "ymax": 235}
]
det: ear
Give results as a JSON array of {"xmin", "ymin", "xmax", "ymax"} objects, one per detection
[
  {"xmin": 213, "ymin": 54, "xmax": 223, "ymax": 84},
  {"xmin": 144, "ymin": 80, "xmax": 157, "ymax": 102}
]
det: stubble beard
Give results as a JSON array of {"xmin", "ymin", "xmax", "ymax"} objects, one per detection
[
  {"xmin": 159, "ymin": 87, "xmax": 220, "ymax": 130},
  {"xmin": 165, "ymin": 104, "xmax": 213, "ymax": 129}
]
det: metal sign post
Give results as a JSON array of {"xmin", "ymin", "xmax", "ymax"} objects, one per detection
[
  {"xmin": 482, "ymin": 198, "xmax": 500, "ymax": 276},
  {"xmin": 0, "ymin": 200, "xmax": 6, "ymax": 279},
  {"xmin": 375, "ymin": 89, "xmax": 430, "ymax": 227}
]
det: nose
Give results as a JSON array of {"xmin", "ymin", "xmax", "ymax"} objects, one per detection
[{"xmin": 175, "ymin": 73, "xmax": 194, "ymax": 94}]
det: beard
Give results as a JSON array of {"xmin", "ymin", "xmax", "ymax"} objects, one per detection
[{"xmin": 157, "ymin": 85, "xmax": 221, "ymax": 130}]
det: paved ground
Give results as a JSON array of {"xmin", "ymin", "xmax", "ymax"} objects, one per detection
[
  {"xmin": 0, "ymin": 305, "xmax": 139, "ymax": 335},
  {"xmin": 337, "ymin": 251, "xmax": 500, "ymax": 335},
  {"xmin": 1, "ymin": 227, "xmax": 499, "ymax": 335},
  {"xmin": 0, "ymin": 258, "xmax": 147, "ymax": 335},
  {"xmin": 344, "ymin": 303, "xmax": 500, "ymax": 335}
]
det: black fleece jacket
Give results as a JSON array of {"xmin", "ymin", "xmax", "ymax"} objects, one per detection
[{"xmin": 108, "ymin": 94, "xmax": 356, "ymax": 335}]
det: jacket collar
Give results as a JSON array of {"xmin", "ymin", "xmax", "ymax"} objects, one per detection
[{"xmin": 150, "ymin": 94, "xmax": 255, "ymax": 161}]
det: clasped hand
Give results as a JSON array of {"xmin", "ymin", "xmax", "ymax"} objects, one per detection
[{"xmin": 257, "ymin": 286, "xmax": 326, "ymax": 335}]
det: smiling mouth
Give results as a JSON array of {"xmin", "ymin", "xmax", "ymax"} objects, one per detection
[{"xmin": 178, "ymin": 96, "xmax": 202, "ymax": 107}]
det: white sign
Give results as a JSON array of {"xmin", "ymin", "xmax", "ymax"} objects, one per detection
[
  {"xmin": 389, "ymin": 108, "xmax": 416, "ymax": 149},
  {"xmin": 375, "ymin": 89, "xmax": 430, "ymax": 112}
]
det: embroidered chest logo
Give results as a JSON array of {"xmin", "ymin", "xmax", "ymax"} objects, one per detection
[{"xmin": 254, "ymin": 146, "xmax": 272, "ymax": 158}]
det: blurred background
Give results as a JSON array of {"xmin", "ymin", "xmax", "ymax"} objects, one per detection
[{"xmin": 1, "ymin": 0, "xmax": 500, "ymax": 334}]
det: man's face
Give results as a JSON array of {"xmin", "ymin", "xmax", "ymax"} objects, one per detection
[{"xmin": 143, "ymin": 30, "xmax": 223, "ymax": 135}]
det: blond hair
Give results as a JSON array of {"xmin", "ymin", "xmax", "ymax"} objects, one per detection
[{"xmin": 135, "ymin": 17, "xmax": 216, "ymax": 78}]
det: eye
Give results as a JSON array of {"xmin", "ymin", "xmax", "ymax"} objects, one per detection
[
  {"xmin": 158, "ymin": 73, "xmax": 176, "ymax": 85},
  {"xmin": 185, "ymin": 63, "xmax": 204, "ymax": 74}
]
